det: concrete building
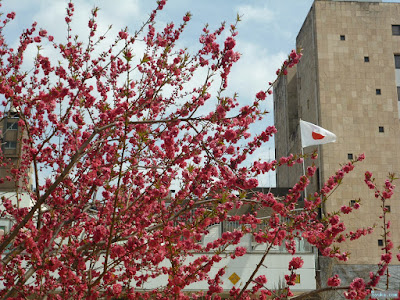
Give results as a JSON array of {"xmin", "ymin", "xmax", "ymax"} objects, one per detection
[
  {"xmin": 0, "ymin": 109, "xmax": 33, "ymax": 236},
  {"xmin": 0, "ymin": 109, "xmax": 22, "ymax": 191},
  {"xmin": 274, "ymin": 0, "xmax": 400, "ymax": 291}
]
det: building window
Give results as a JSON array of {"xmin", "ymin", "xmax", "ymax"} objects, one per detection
[
  {"xmin": 397, "ymin": 87, "xmax": 400, "ymax": 101},
  {"xmin": 395, "ymin": 55, "xmax": 400, "ymax": 119},
  {"xmin": 340, "ymin": 35, "xmax": 345, "ymax": 41},
  {"xmin": 4, "ymin": 141, "xmax": 17, "ymax": 149},
  {"xmin": 385, "ymin": 205, "xmax": 391, "ymax": 212},
  {"xmin": 378, "ymin": 239, "xmax": 384, "ymax": 247},
  {"xmin": 6, "ymin": 122, "xmax": 18, "ymax": 130},
  {"xmin": 348, "ymin": 153, "xmax": 353, "ymax": 160},
  {"xmin": 395, "ymin": 55, "xmax": 400, "ymax": 68},
  {"xmin": 376, "ymin": 89, "xmax": 381, "ymax": 95},
  {"xmin": 392, "ymin": 25, "xmax": 400, "ymax": 36},
  {"xmin": 364, "ymin": 56, "xmax": 369, "ymax": 62},
  {"xmin": 350, "ymin": 200, "xmax": 356, "ymax": 207},
  {"xmin": 378, "ymin": 126, "xmax": 384, "ymax": 133}
]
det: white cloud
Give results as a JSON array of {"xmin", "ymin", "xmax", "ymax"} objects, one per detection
[
  {"xmin": 96, "ymin": 0, "xmax": 141, "ymax": 20},
  {"xmin": 3, "ymin": 0, "xmax": 143, "ymax": 47},
  {"xmin": 228, "ymin": 40, "xmax": 287, "ymax": 103},
  {"xmin": 236, "ymin": 4, "xmax": 274, "ymax": 24}
]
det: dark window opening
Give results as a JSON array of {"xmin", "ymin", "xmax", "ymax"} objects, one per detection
[
  {"xmin": 397, "ymin": 86, "xmax": 400, "ymax": 101},
  {"xmin": 379, "ymin": 126, "xmax": 384, "ymax": 133},
  {"xmin": 395, "ymin": 55, "xmax": 400, "ymax": 69},
  {"xmin": 392, "ymin": 25, "xmax": 400, "ymax": 36},
  {"xmin": 376, "ymin": 89, "xmax": 381, "ymax": 95},
  {"xmin": 348, "ymin": 153, "xmax": 353, "ymax": 160},
  {"xmin": 397, "ymin": 87, "xmax": 400, "ymax": 101},
  {"xmin": 4, "ymin": 141, "xmax": 17, "ymax": 149},
  {"xmin": 364, "ymin": 56, "xmax": 369, "ymax": 62},
  {"xmin": 340, "ymin": 35, "xmax": 345, "ymax": 41},
  {"xmin": 6, "ymin": 122, "xmax": 18, "ymax": 130},
  {"xmin": 350, "ymin": 200, "xmax": 356, "ymax": 206},
  {"xmin": 378, "ymin": 239, "xmax": 384, "ymax": 247},
  {"xmin": 385, "ymin": 205, "xmax": 391, "ymax": 212}
]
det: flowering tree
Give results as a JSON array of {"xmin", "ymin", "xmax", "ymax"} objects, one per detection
[{"xmin": 0, "ymin": 1, "xmax": 398, "ymax": 299}]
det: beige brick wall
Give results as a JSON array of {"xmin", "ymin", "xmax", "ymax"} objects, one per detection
[{"xmin": 275, "ymin": 0, "xmax": 400, "ymax": 265}]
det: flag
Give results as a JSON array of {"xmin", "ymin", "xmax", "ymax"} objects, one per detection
[{"xmin": 300, "ymin": 119, "xmax": 337, "ymax": 148}]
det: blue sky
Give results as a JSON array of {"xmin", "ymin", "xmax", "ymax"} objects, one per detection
[{"xmin": 1, "ymin": 0, "xmax": 398, "ymax": 187}]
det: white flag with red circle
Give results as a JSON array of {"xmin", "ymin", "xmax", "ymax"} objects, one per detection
[{"xmin": 300, "ymin": 119, "xmax": 337, "ymax": 148}]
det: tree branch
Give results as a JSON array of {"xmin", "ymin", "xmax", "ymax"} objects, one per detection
[{"xmin": 0, "ymin": 128, "xmax": 101, "ymax": 254}]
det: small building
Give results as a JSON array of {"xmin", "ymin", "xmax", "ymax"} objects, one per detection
[
  {"xmin": 0, "ymin": 108, "xmax": 33, "ymax": 236},
  {"xmin": 159, "ymin": 188, "xmax": 317, "ymax": 293}
]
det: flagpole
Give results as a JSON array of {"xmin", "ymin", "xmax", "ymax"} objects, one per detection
[
  {"xmin": 299, "ymin": 119, "xmax": 337, "ymax": 201},
  {"xmin": 300, "ymin": 119, "xmax": 307, "ymax": 200},
  {"xmin": 301, "ymin": 147, "xmax": 307, "ymax": 200}
]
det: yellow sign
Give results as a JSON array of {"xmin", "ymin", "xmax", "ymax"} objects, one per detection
[
  {"xmin": 228, "ymin": 272, "xmax": 240, "ymax": 285},
  {"xmin": 295, "ymin": 274, "xmax": 300, "ymax": 284}
]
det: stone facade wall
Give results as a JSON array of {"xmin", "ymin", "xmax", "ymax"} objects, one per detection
[
  {"xmin": 275, "ymin": 0, "xmax": 400, "ymax": 270},
  {"xmin": 314, "ymin": 0, "xmax": 400, "ymax": 266}
]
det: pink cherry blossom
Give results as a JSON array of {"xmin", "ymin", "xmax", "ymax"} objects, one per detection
[{"xmin": 327, "ymin": 274, "xmax": 341, "ymax": 287}]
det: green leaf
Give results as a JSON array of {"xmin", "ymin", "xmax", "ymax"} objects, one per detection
[{"xmin": 141, "ymin": 54, "xmax": 150, "ymax": 64}]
